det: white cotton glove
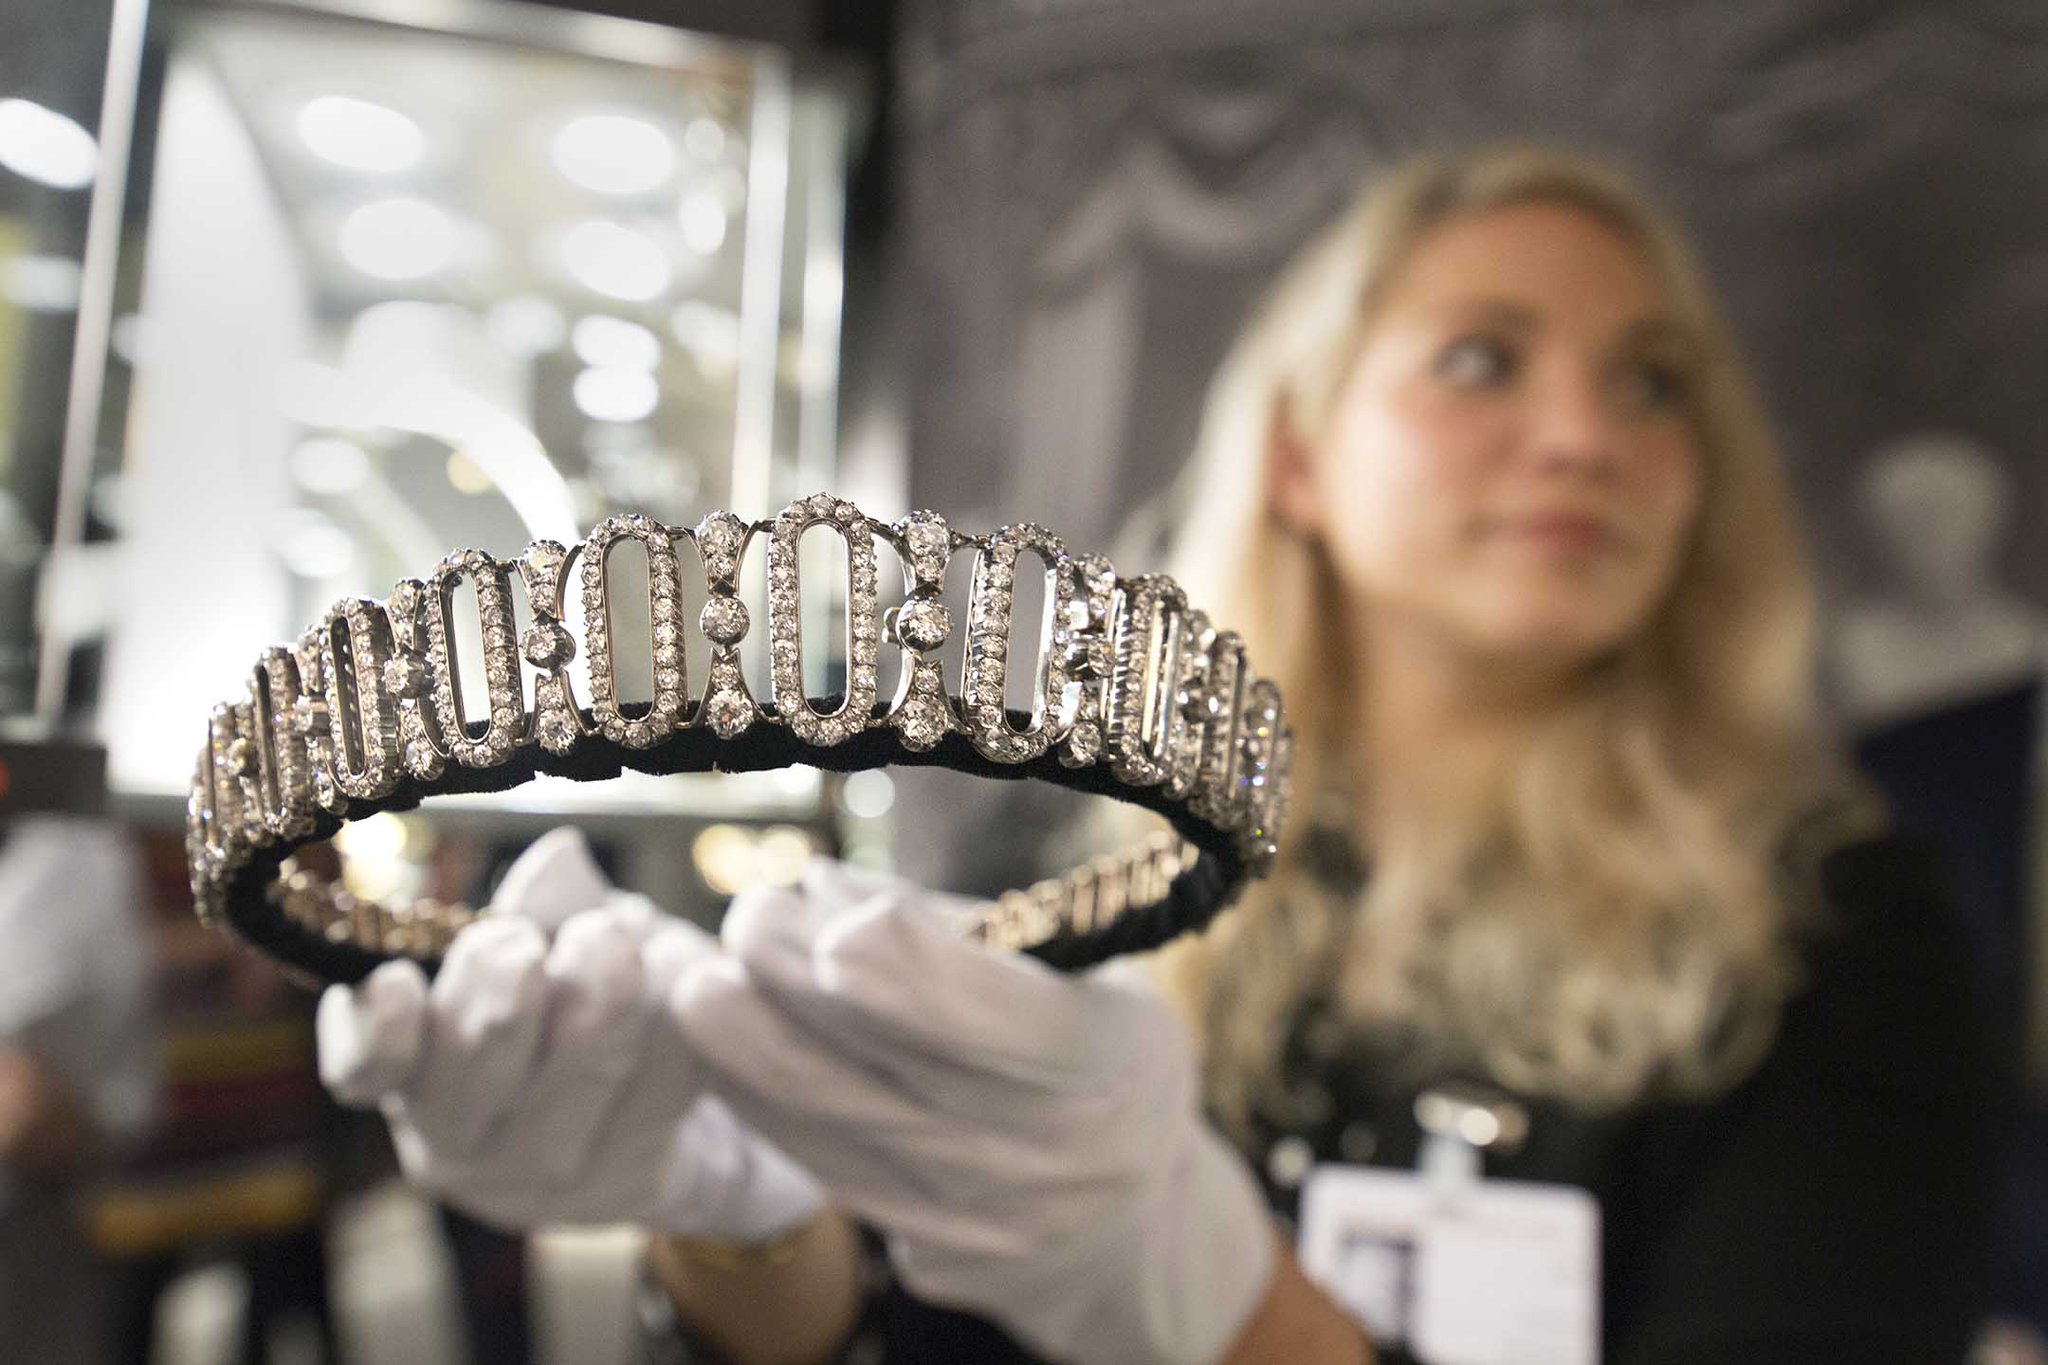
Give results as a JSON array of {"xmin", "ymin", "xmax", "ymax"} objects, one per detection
[
  {"xmin": 316, "ymin": 826, "xmax": 825, "ymax": 1242},
  {"xmin": 672, "ymin": 858, "xmax": 1276, "ymax": 1365}
]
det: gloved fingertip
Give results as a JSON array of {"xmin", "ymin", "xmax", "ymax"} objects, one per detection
[
  {"xmin": 717, "ymin": 881, "xmax": 810, "ymax": 956},
  {"xmin": 599, "ymin": 890, "xmax": 663, "ymax": 941},
  {"xmin": 433, "ymin": 915, "xmax": 550, "ymax": 1037},
  {"xmin": 798, "ymin": 855, "xmax": 898, "ymax": 906},
  {"xmin": 546, "ymin": 908, "xmax": 645, "ymax": 1007},
  {"xmin": 796, "ymin": 864, "xmax": 995, "ymax": 960},
  {"xmin": 549, "ymin": 904, "xmax": 636, "ymax": 963},
  {"xmin": 640, "ymin": 919, "xmax": 718, "ymax": 994},
  {"xmin": 363, "ymin": 955, "xmax": 432, "ymax": 1010},
  {"xmin": 316, "ymin": 960, "xmax": 427, "ymax": 1103},
  {"xmin": 490, "ymin": 824, "xmax": 611, "ymax": 932},
  {"xmin": 441, "ymin": 912, "xmax": 549, "ymax": 980},
  {"xmin": 665, "ymin": 952, "xmax": 749, "ymax": 1028}
]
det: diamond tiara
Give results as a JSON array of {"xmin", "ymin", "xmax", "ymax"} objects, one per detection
[{"xmin": 185, "ymin": 494, "xmax": 1294, "ymax": 983}]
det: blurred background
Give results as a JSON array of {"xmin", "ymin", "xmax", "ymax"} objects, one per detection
[{"xmin": 1, "ymin": 0, "xmax": 2045, "ymax": 1362}]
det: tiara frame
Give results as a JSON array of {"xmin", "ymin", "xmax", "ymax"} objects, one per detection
[{"xmin": 186, "ymin": 494, "xmax": 1293, "ymax": 983}]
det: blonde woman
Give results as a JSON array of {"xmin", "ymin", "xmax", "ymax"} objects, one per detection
[{"xmin": 319, "ymin": 146, "xmax": 1994, "ymax": 1365}]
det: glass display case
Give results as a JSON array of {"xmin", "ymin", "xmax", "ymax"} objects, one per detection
[{"xmin": 26, "ymin": 0, "xmax": 882, "ymax": 906}]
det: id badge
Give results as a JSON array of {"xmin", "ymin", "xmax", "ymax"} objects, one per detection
[{"xmin": 1298, "ymin": 1162, "xmax": 1600, "ymax": 1365}]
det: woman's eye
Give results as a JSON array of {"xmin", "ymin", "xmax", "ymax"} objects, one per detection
[
  {"xmin": 1434, "ymin": 335, "xmax": 1515, "ymax": 388},
  {"xmin": 1617, "ymin": 359, "xmax": 1689, "ymax": 413}
]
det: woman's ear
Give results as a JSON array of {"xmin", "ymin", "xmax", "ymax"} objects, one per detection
[{"xmin": 1266, "ymin": 397, "xmax": 1324, "ymax": 540}]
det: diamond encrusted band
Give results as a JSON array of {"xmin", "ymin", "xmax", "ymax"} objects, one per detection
[{"xmin": 185, "ymin": 495, "xmax": 1293, "ymax": 982}]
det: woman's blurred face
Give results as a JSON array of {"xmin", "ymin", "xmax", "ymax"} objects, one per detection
[{"xmin": 1296, "ymin": 201, "xmax": 1703, "ymax": 679}]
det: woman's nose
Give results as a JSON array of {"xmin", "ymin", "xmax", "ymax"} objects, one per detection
[{"xmin": 1527, "ymin": 370, "xmax": 1622, "ymax": 478}]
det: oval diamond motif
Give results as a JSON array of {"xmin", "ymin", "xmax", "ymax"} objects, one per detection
[
  {"xmin": 321, "ymin": 597, "xmax": 403, "ymax": 802},
  {"xmin": 582, "ymin": 515, "xmax": 686, "ymax": 750},
  {"xmin": 384, "ymin": 576, "xmax": 448, "ymax": 780},
  {"xmin": 767, "ymin": 494, "xmax": 879, "ymax": 747},
  {"xmin": 960, "ymin": 524, "xmax": 1076, "ymax": 764},
  {"xmin": 426, "ymin": 551, "xmax": 526, "ymax": 767}
]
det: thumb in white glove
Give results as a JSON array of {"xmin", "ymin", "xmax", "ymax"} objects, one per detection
[
  {"xmin": 673, "ymin": 858, "xmax": 1275, "ymax": 1365},
  {"xmin": 318, "ymin": 826, "xmax": 825, "ymax": 1242}
]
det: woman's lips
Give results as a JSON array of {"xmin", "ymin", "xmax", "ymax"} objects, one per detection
[{"xmin": 1489, "ymin": 513, "xmax": 1621, "ymax": 555}]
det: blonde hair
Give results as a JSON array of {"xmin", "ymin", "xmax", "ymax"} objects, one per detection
[{"xmin": 1149, "ymin": 145, "xmax": 1857, "ymax": 1132}]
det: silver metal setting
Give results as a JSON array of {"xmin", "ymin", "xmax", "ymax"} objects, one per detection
[
  {"xmin": 693, "ymin": 510, "xmax": 758, "ymax": 739},
  {"xmin": 516, "ymin": 541, "xmax": 587, "ymax": 757},
  {"xmin": 295, "ymin": 627, "xmax": 348, "ymax": 817},
  {"xmin": 1188, "ymin": 629, "xmax": 1247, "ymax": 828},
  {"xmin": 581, "ymin": 514, "xmax": 687, "ymax": 751},
  {"xmin": 1239, "ymin": 678, "xmax": 1290, "ymax": 874},
  {"xmin": 883, "ymin": 510, "xmax": 959, "ymax": 753},
  {"xmin": 321, "ymin": 597, "xmax": 402, "ymax": 803},
  {"xmin": 960, "ymin": 523, "xmax": 1076, "ymax": 765},
  {"xmin": 384, "ymin": 578, "xmax": 448, "ymax": 780},
  {"xmin": 1105, "ymin": 574, "xmax": 1191, "ymax": 788},
  {"xmin": 427, "ymin": 550, "xmax": 524, "ymax": 768},
  {"xmin": 767, "ymin": 493, "xmax": 880, "ymax": 747},
  {"xmin": 250, "ymin": 647, "xmax": 314, "ymax": 843}
]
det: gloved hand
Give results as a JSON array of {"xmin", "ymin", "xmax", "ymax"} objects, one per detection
[
  {"xmin": 317, "ymin": 826, "xmax": 825, "ymax": 1243},
  {"xmin": 673, "ymin": 859, "xmax": 1277, "ymax": 1365}
]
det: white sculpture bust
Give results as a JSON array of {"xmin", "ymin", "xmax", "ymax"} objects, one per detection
[{"xmin": 1833, "ymin": 432, "xmax": 2047, "ymax": 728}]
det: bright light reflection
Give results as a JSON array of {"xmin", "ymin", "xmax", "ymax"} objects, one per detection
[
  {"xmin": 292, "ymin": 437, "xmax": 370, "ymax": 494},
  {"xmin": 561, "ymin": 219, "xmax": 670, "ymax": 301},
  {"xmin": 275, "ymin": 509, "xmax": 358, "ymax": 579},
  {"xmin": 445, "ymin": 451, "xmax": 493, "ymax": 493},
  {"xmin": 0, "ymin": 99, "xmax": 96, "ymax": 190},
  {"xmin": 842, "ymin": 770, "xmax": 895, "ymax": 819},
  {"xmin": 756, "ymin": 827, "xmax": 818, "ymax": 886},
  {"xmin": 678, "ymin": 191, "xmax": 727, "ymax": 255},
  {"xmin": 336, "ymin": 812, "xmax": 415, "ymax": 902},
  {"xmin": 693, "ymin": 824, "xmax": 754, "ymax": 896},
  {"xmin": 339, "ymin": 198, "xmax": 456, "ymax": 280},
  {"xmin": 297, "ymin": 96, "xmax": 423, "ymax": 173},
  {"xmin": 275, "ymin": 361, "xmax": 361, "ymax": 427},
  {"xmin": 683, "ymin": 117, "xmax": 725, "ymax": 163},
  {"xmin": 335, "ymin": 810, "xmax": 410, "ymax": 862},
  {"xmin": 109, "ymin": 314, "xmax": 152, "ymax": 366},
  {"xmin": 485, "ymin": 295, "xmax": 566, "ymax": 355},
  {"xmin": 573, "ymin": 367, "xmax": 659, "ymax": 423},
  {"xmin": 1458, "ymin": 1109, "xmax": 1502, "ymax": 1148},
  {"xmin": 551, "ymin": 114, "xmax": 674, "ymax": 196},
  {"xmin": 0, "ymin": 254, "xmax": 83, "ymax": 312},
  {"xmin": 571, "ymin": 314, "xmax": 661, "ymax": 371},
  {"xmin": 670, "ymin": 300, "xmax": 740, "ymax": 380},
  {"xmin": 771, "ymin": 766, "xmax": 822, "ymax": 799}
]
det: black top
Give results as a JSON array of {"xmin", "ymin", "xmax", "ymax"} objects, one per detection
[{"xmin": 664, "ymin": 835, "xmax": 1998, "ymax": 1364}]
